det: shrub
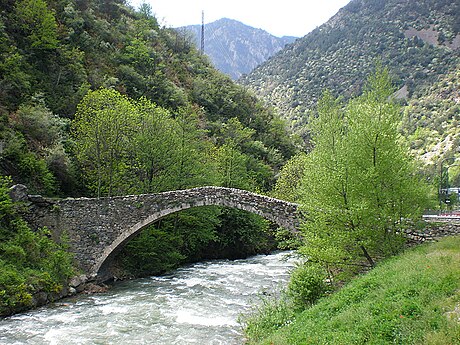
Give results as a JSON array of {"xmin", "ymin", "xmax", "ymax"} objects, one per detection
[
  {"xmin": 0, "ymin": 176, "xmax": 75, "ymax": 316},
  {"xmin": 287, "ymin": 262, "xmax": 330, "ymax": 310},
  {"xmin": 9, "ymin": 102, "xmax": 62, "ymax": 150},
  {"xmin": 0, "ymin": 262, "xmax": 32, "ymax": 315}
]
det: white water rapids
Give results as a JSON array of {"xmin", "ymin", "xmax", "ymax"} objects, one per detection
[{"xmin": 0, "ymin": 251, "xmax": 297, "ymax": 344}]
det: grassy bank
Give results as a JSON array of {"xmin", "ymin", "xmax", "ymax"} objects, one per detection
[{"xmin": 243, "ymin": 237, "xmax": 460, "ymax": 344}]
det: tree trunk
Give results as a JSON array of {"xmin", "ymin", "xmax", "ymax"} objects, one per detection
[{"xmin": 360, "ymin": 245, "xmax": 375, "ymax": 267}]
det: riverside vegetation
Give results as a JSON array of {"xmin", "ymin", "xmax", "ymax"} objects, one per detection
[
  {"xmin": 243, "ymin": 237, "xmax": 460, "ymax": 344},
  {"xmin": 0, "ymin": 176, "xmax": 74, "ymax": 316}
]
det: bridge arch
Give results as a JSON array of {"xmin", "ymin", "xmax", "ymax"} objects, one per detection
[{"xmin": 25, "ymin": 186, "xmax": 299, "ymax": 281}]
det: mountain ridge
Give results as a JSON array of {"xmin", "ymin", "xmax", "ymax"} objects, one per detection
[
  {"xmin": 240, "ymin": 0, "xmax": 460, "ymax": 132},
  {"xmin": 180, "ymin": 18, "xmax": 297, "ymax": 79}
]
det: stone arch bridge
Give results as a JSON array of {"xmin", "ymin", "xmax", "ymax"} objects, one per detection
[{"xmin": 20, "ymin": 186, "xmax": 299, "ymax": 281}]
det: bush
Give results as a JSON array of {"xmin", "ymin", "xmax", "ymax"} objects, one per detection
[
  {"xmin": 9, "ymin": 103, "xmax": 62, "ymax": 149},
  {"xmin": 0, "ymin": 262, "xmax": 32, "ymax": 314},
  {"xmin": 287, "ymin": 262, "xmax": 330, "ymax": 310}
]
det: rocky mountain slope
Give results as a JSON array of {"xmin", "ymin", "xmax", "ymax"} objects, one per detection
[
  {"xmin": 240, "ymin": 0, "xmax": 460, "ymax": 134},
  {"xmin": 181, "ymin": 18, "xmax": 296, "ymax": 79},
  {"xmin": 401, "ymin": 61, "xmax": 460, "ymax": 166}
]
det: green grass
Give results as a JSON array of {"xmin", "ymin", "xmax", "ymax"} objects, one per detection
[{"xmin": 244, "ymin": 237, "xmax": 460, "ymax": 344}]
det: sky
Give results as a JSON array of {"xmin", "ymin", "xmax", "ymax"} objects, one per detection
[{"xmin": 128, "ymin": 0, "xmax": 352, "ymax": 37}]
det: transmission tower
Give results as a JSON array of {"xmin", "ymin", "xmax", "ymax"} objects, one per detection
[{"xmin": 201, "ymin": 10, "xmax": 205, "ymax": 54}]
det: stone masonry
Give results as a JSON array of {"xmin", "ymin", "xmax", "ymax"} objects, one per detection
[{"xmin": 21, "ymin": 186, "xmax": 299, "ymax": 281}]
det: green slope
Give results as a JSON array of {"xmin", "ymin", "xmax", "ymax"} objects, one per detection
[{"xmin": 245, "ymin": 236, "xmax": 460, "ymax": 344}]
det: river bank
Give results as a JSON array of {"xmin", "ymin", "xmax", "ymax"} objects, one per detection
[{"xmin": 243, "ymin": 237, "xmax": 460, "ymax": 344}]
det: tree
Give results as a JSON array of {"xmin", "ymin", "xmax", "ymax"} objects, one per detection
[
  {"xmin": 72, "ymin": 88, "xmax": 138, "ymax": 197},
  {"xmin": 133, "ymin": 98, "xmax": 181, "ymax": 193},
  {"xmin": 273, "ymin": 152, "xmax": 309, "ymax": 203},
  {"xmin": 169, "ymin": 107, "xmax": 214, "ymax": 189},
  {"xmin": 214, "ymin": 144, "xmax": 251, "ymax": 189},
  {"xmin": 290, "ymin": 67, "xmax": 430, "ymax": 280},
  {"xmin": 14, "ymin": 0, "xmax": 59, "ymax": 50}
]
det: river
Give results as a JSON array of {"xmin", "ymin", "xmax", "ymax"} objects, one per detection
[{"xmin": 0, "ymin": 251, "xmax": 297, "ymax": 345}]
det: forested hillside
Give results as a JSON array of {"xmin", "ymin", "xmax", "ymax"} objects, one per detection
[
  {"xmin": 401, "ymin": 61, "xmax": 460, "ymax": 170},
  {"xmin": 181, "ymin": 18, "xmax": 296, "ymax": 79},
  {"xmin": 0, "ymin": 0, "xmax": 298, "ymax": 314},
  {"xmin": 0, "ymin": 0, "xmax": 296, "ymax": 197},
  {"xmin": 241, "ymin": 0, "xmax": 460, "ymax": 137}
]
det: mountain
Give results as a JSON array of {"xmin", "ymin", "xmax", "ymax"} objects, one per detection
[
  {"xmin": 240, "ymin": 0, "xmax": 460, "ymax": 131},
  {"xmin": 180, "ymin": 18, "xmax": 297, "ymax": 80}
]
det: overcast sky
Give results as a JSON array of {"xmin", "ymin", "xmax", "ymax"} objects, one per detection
[{"xmin": 128, "ymin": 0, "xmax": 352, "ymax": 37}]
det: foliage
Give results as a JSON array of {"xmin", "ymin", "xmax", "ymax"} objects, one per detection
[
  {"xmin": 214, "ymin": 143, "xmax": 252, "ymax": 189},
  {"xmin": 277, "ymin": 68, "xmax": 431, "ymax": 283},
  {"xmin": 14, "ymin": 0, "xmax": 59, "ymax": 50},
  {"xmin": 272, "ymin": 152, "xmax": 309, "ymax": 203},
  {"xmin": 287, "ymin": 262, "xmax": 330, "ymax": 310},
  {"xmin": 207, "ymin": 208, "xmax": 274, "ymax": 259},
  {"xmin": 72, "ymin": 90, "xmax": 215, "ymax": 196},
  {"xmin": 0, "ymin": 176, "xmax": 75, "ymax": 316},
  {"xmin": 119, "ymin": 206, "xmax": 222, "ymax": 276},
  {"xmin": 400, "ymin": 62, "xmax": 460, "ymax": 175},
  {"xmin": 72, "ymin": 88, "xmax": 138, "ymax": 197},
  {"xmin": 0, "ymin": 128, "xmax": 58, "ymax": 196},
  {"xmin": 118, "ymin": 225, "xmax": 186, "ymax": 276},
  {"xmin": 244, "ymin": 236, "xmax": 460, "ymax": 344},
  {"xmin": 133, "ymin": 99, "xmax": 184, "ymax": 193},
  {"xmin": 9, "ymin": 99, "xmax": 65, "ymax": 152}
]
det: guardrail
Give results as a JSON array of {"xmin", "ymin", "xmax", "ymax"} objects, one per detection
[{"xmin": 423, "ymin": 210, "xmax": 460, "ymax": 220}]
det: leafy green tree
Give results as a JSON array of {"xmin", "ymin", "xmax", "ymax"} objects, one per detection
[
  {"xmin": 133, "ymin": 98, "xmax": 181, "ymax": 193},
  {"xmin": 273, "ymin": 152, "xmax": 309, "ymax": 202},
  {"xmin": 14, "ymin": 0, "xmax": 59, "ymax": 50},
  {"xmin": 214, "ymin": 144, "xmax": 251, "ymax": 189},
  {"xmin": 291, "ymin": 67, "xmax": 430, "ymax": 280},
  {"xmin": 169, "ymin": 107, "xmax": 215, "ymax": 189},
  {"xmin": 72, "ymin": 88, "xmax": 138, "ymax": 197}
]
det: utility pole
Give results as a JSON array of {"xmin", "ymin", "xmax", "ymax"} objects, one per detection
[{"xmin": 201, "ymin": 10, "xmax": 205, "ymax": 54}]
